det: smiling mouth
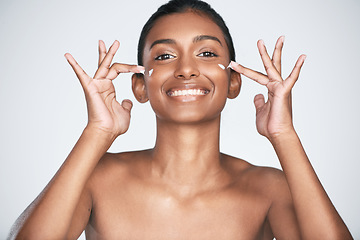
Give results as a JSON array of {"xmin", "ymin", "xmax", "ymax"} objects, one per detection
[{"xmin": 167, "ymin": 89, "xmax": 210, "ymax": 97}]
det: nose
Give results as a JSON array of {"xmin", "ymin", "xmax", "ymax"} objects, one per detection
[{"xmin": 174, "ymin": 56, "xmax": 200, "ymax": 79}]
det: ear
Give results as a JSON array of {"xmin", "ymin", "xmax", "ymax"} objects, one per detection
[
  {"xmin": 227, "ymin": 70, "xmax": 241, "ymax": 99},
  {"xmin": 131, "ymin": 73, "xmax": 149, "ymax": 103}
]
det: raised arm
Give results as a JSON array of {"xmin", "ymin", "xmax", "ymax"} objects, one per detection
[
  {"xmin": 8, "ymin": 40, "xmax": 144, "ymax": 240},
  {"xmin": 230, "ymin": 37, "xmax": 353, "ymax": 239}
]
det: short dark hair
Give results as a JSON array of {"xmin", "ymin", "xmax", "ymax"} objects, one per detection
[{"xmin": 137, "ymin": 0, "xmax": 235, "ymax": 66}]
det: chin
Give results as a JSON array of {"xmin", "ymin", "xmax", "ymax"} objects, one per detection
[{"xmin": 154, "ymin": 105, "xmax": 223, "ymax": 125}]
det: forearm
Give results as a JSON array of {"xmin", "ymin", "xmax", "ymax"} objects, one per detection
[
  {"xmin": 12, "ymin": 127, "xmax": 114, "ymax": 239},
  {"xmin": 271, "ymin": 131, "xmax": 353, "ymax": 239}
]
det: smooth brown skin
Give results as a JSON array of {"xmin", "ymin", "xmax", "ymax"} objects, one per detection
[{"xmin": 9, "ymin": 11, "xmax": 353, "ymax": 240}]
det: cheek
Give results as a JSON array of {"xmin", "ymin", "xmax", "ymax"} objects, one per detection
[
  {"xmin": 143, "ymin": 66, "xmax": 172, "ymax": 108},
  {"xmin": 198, "ymin": 62, "xmax": 231, "ymax": 114},
  {"xmin": 144, "ymin": 65, "xmax": 172, "ymax": 91},
  {"xmin": 199, "ymin": 62, "xmax": 231, "ymax": 92}
]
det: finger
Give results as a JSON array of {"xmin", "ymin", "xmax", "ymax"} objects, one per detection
[
  {"xmin": 289, "ymin": 90, "xmax": 293, "ymax": 118},
  {"xmin": 257, "ymin": 39, "xmax": 282, "ymax": 81},
  {"xmin": 254, "ymin": 94, "xmax": 266, "ymax": 114},
  {"xmin": 98, "ymin": 40, "xmax": 107, "ymax": 67},
  {"xmin": 64, "ymin": 53, "xmax": 90, "ymax": 87},
  {"xmin": 106, "ymin": 63, "xmax": 145, "ymax": 80},
  {"xmin": 271, "ymin": 36, "xmax": 285, "ymax": 75},
  {"xmin": 230, "ymin": 61, "xmax": 269, "ymax": 86},
  {"xmin": 94, "ymin": 40, "xmax": 120, "ymax": 79},
  {"xmin": 121, "ymin": 99, "xmax": 133, "ymax": 112},
  {"xmin": 285, "ymin": 54, "xmax": 306, "ymax": 89}
]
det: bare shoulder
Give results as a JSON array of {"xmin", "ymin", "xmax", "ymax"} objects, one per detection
[
  {"xmin": 221, "ymin": 153, "xmax": 290, "ymax": 197},
  {"xmin": 221, "ymin": 155, "xmax": 301, "ymax": 238},
  {"xmin": 219, "ymin": 154, "xmax": 298, "ymax": 238},
  {"xmin": 88, "ymin": 149, "xmax": 152, "ymax": 184}
]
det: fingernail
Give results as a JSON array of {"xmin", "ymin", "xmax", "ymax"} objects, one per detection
[
  {"xmin": 137, "ymin": 65, "xmax": 145, "ymax": 70},
  {"xmin": 260, "ymin": 39, "xmax": 265, "ymax": 46},
  {"xmin": 281, "ymin": 35, "xmax": 285, "ymax": 43},
  {"xmin": 229, "ymin": 61, "xmax": 238, "ymax": 70},
  {"xmin": 112, "ymin": 40, "xmax": 119, "ymax": 47},
  {"xmin": 137, "ymin": 66, "xmax": 145, "ymax": 74},
  {"xmin": 134, "ymin": 65, "xmax": 145, "ymax": 74},
  {"xmin": 64, "ymin": 53, "xmax": 71, "ymax": 61}
]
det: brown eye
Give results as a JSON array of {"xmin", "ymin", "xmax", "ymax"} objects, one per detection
[
  {"xmin": 198, "ymin": 51, "xmax": 218, "ymax": 57},
  {"xmin": 155, "ymin": 54, "xmax": 175, "ymax": 61}
]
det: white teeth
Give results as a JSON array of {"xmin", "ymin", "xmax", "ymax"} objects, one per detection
[{"xmin": 169, "ymin": 89, "xmax": 207, "ymax": 97}]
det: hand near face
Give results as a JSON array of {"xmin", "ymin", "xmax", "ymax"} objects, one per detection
[
  {"xmin": 65, "ymin": 40, "xmax": 145, "ymax": 139},
  {"xmin": 230, "ymin": 36, "xmax": 306, "ymax": 140}
]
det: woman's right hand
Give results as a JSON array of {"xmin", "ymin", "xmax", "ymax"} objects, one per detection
[{"xmin": 65, "ymin": 40, "xmax": 144, "ymax": 140}]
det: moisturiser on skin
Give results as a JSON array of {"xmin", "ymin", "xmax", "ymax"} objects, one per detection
[{"xmin": 218, "ymin": 64, "xmax": 225, "ymax": 70}]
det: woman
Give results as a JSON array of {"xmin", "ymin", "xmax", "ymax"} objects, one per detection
[{"xmin": 9, "ymin": 0, "xmax": 353, "ymax": 239}]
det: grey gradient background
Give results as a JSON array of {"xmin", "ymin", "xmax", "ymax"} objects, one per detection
[{"xmin": 1, "ymin": 0, "xmax": 359, "ymax": 238}]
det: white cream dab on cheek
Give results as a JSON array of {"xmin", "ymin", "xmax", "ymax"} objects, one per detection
[
  {"xmin": 218, "ymin": 64, "xmax": 225, "ymax": 70},
  {"xmin": 149, "ymin": 69, "xmax": 154, "ymax": 76}
]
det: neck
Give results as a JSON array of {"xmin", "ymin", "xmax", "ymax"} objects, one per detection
[{"xmin": 150, "ymin": 116, "xmax": 228, "ymax": 193}]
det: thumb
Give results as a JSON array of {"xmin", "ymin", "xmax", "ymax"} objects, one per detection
[
  {"xmin": 254, "ymin": 94, "xmax": 265, "ymax": 114},
  {"xmin": 121, "ymin": 99, "xmax": 133, "ymax": 113}
]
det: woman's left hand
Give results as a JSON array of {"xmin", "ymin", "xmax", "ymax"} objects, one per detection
[{"xmin": 230, "ymin": 36, "xmax": 306, "ymax": 141}]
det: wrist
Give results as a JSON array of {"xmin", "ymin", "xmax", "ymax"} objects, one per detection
[
  {"xmin": 83, "ymin": 124, "xmax": 118, "ymax": 144},
  {"xmin": 268, "ymin": 127, "xmax": 298, "ymax": 146}
]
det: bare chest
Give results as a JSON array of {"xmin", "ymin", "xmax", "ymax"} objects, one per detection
[{"xmin": 86, "ymin": 184, "xmax": 273, "ymax": 240}]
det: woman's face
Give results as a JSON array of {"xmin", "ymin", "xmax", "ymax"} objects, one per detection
[{"xmin": 140, "ymin": 11, "xmax": 239, "ymax": 124}]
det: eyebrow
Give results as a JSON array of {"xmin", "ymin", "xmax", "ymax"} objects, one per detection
[
  {"xmin": 149, "ymin": 35, "xmax": 223, "ymax": 50},
  {"xmin": 150, "ymin": 39, "xmax": 176, "ymax": 50},
  {"xmin": 193, "ymin": 35, "xmax": 223, "ymax": 46}
]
